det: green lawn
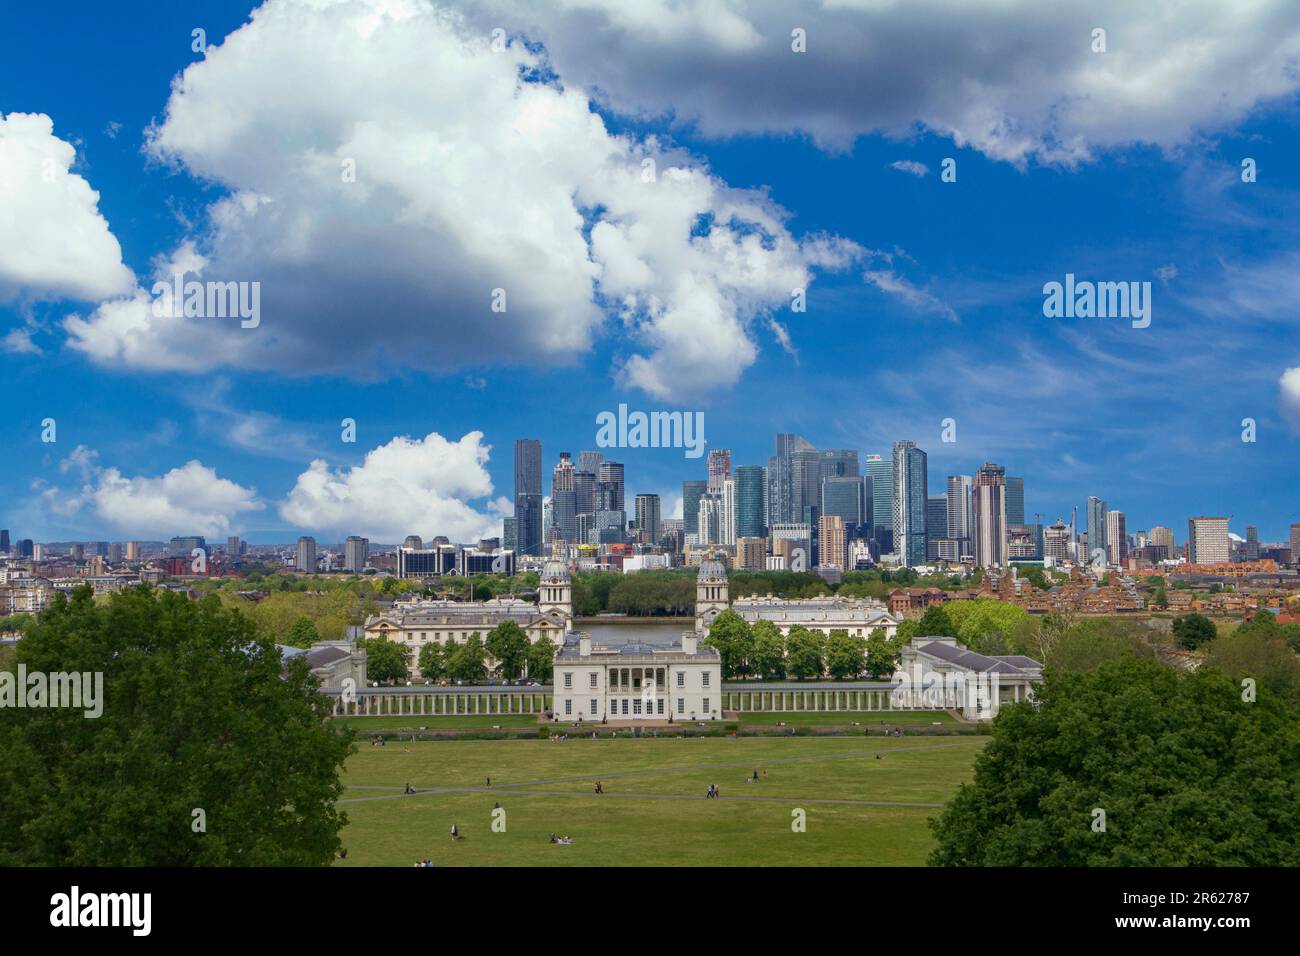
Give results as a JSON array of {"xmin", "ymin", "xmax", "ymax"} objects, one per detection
[
  {"xmin": 331, "ymin": 710, "xmax": 965, "ymax": 734},
  {"xmin": 336, "ymin": 736, "xmax": 984, "ymax": 866}
]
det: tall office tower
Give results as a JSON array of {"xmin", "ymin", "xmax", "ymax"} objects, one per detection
[
  {"xmin": 125, "ymin": 541, "xmax": 140, "ymax": 560},
  {"xmin": 108, "ymin": 542, "xmax": 123, "ymax": 563},
  {"xmin": 771, "ymin": 433, "xmax": 816, "ymax": 525},
  {"xmin": 682, "ymin": 480, "xmax": 708, "ymax": 536},
  {"xmin": 733, "ymin": 465, "xmax": 767, "ymax": 539},
  {"xmin": 865, "ymin": 454, "xmax": 894, "ymax": 551},
  {"xmin": 706, "ymin": 448, "xmax": 731, "ymax": 494},
  {"xmin": 926, "ymin": 495, "xmax": 949, "ymax": 560},
  {"xmin": 296, "ymin": 536, "xmax": 317, "ymax": 572},
  {"xmin": 1085, "ymin": 497, "xmax": 1108, "ymax": 565},
  {"xmin": 790, "ymin": 448, "xmax": 822, "ymax": 526},
  {"xmin": 1106, "ymin": 511, "xmax": 1128, "ymax": 566},
  {"xmin": 170, "ymin": 536, "xmax": 205, "ymax": 556},
  {"xmin": 718, "ymin": 479, "xmax": 737, "ymax": 546},
  {"xmin": 502, "ymin": 517, "xmax": 517, "ymax": 551},
  {"xmin": 1187, "ymin": 517, "xmax": 1230, "ymax": 564},
  {"xmin": 1005, "ymin": 477, "xmax": 1025, "ymax": 526},
  {"xmin": 1291, "ymin": 523, "xmax": 1300, "ymax": 561},
  {"xmin": 736, "ymin": 536, "xmax": 766, "ymax": 570},
  {"xmin": 0, "ymin": 529, "xmax": 8, "ymax": 553},
  {"xmin": 818, "ymin": 514, "xmax": 847, "ymax": 569},
  {"xmin": 892, "ymin": 441, "xmax": 928, "ymax": 566},
  {"xmin": 597, "ymin": 460, "xmax": 625, "ymax": 512},
  {"xmin": 577, "ymin": 450, "xmax": 604, "ymax": 476},
  {"xmin": 818, "ymin": 449, "xmax": 859, "ymax": 480},
  {"xmin": 90, "ymin": 541, "xmax": 109, "ymax": 557},
  {"xmin": 573, "ymin": 470, "xmax": 597, "ymax": 516},
  {"xmin": 1149, "ymin": 525, "xmax": 1174, "ymax": 553},
  {"xmin": 551, "ymin": 453, "xmax": 578, "ymax": 542},
  {"xmin": 226, "ymin": 535, "xmax": 243, "ymax": 558},
  {"xmin": 946, "ymin": 475, "xmax": 975, "ymax": 557},
  {"xmin": 821, "ymin": 475, "xmax": 867, "ymax": 539},
  {"xmin": 18, "ymin": 538, "xmax": 33, "ymax": 558},
  {"xmin": 697, "ymin": 495, "xmax": 722, "ymax": 546},
  {"xmin": 343, "ymin": 535, "xmax": 369, "ymax": 572},
  {"xmin": 1245, "ymin": 525, "xmax": 1260, "ymax": 561},
  {"xmin": 634, "ymin": 494, "xmax": 662, "ymax": 543},
  {"xmin": 542, "ymin": 499, "xmax": 554, "ymax": 544},
  {"xmin": 1044, "ymin": 518, "xmax": 1071, "ymax": 563},
  {"xmin": 972, "ymin": 462, "xmax": 1008, "ymax": 568},
  {"xmin": 33, "ymin": 543, "xmax": 46, "ymax": 561},
  {"xmin": 514, "ymin": 439, "xmax": 543, "ymax": 559}
]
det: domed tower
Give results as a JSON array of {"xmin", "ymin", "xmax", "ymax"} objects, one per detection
[
  {"xmin": 539, "ymin": 559, "xmax": 573, "ymax": 631},
  {"xmin": 695, "ymin": 555, "xmax": 730, "ymax": 633}
]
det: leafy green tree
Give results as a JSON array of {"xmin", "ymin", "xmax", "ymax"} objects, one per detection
[
  {"xmin": 417, "ymin": 641, "xmax": 446, "ymax": 681},
  {"xmin": 703, "ymin": 609, "xmax": 753, "ymax": 679},
  {"xmin": 929, "ymin": 658, "xmax": 1299, "ymax": 866},
  {"xmin": 864, "ymin": 628, "xmax": 900, "ymax": 678},
  {"xmin": 359, "ymin": 637, "xmax": 410, "ymax": 683},
  {"xmin": 944, "ymin": 599, "xmax": 1030, "ymax": 647},
  {"xmin": 485, "ymin": 620, "xmax": 530, "ymax": 680},
  {"xmin": 526, "ymin": 635, "xmax": 556, "ymax": 682},
  {"xmin": 785, "ymin": 626, "xmax": 825, "ymax": 680},
  {"xmin": 1172, "ymin": 612, "xmax": 1217, "ymax": 650},
  {"xmin": 288, "ymin": 616, "xmax": 321, "ymax": 648},
  {"xmin": 1046, "ymin": 619, "xmax": 1155, "ymax": 672},
  {"xmin": 916, "ymin": 604, "xmax": 955, "ymax": 637},
  {"xmin": 825, "ymin": 630, "xmax": 865, "ymax": 679},
  {"xmin": 447, "ymin": 635, "xmax": 488, "ymax": 682},
  {"xmin": 749, "ymin": 620, "xmax": 786, "ymax": 679},
  {"xmin": 0, "ymin": 586, "xmax": 353, "ymax": 866},
  {"xmin": 1205, "ymin": 627, "xmax": 1300, "ymax": 712}
]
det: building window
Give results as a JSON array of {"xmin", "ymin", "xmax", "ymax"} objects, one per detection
[
  {"xmin": 564, "ymin": 699, "xmax": 572, "ymax": 715},
  {"xmin": 590, "ymin": 699, "xmax": 598, "ymax": 715},
  {"xmin": 703, "ymin": 698, "xmax": 710, "ymax": 714},
  {"xmin": 676, "ymin": 698, "xmax": 684, "ymax": 714},
  {"xmin": 589, "ymin": 672, "xmax": 598, "ymax": 688},
  {"xmin": 656, "ymin": 699, "xmax": 664, "ymax": 715},
  {"xmin": 633, "ymin": 699, "xmax": 642, "ymax": 715},
  {"xmin": 702, "ymin": 672, "xmax": 710, "ymax": 687},
  {"xmin": 621, "ymin": 699, "xmax": 629, "ymax": 715},
  {"xmin": 676, "ymin": 672, "xmax": 685, "ymax": 687},
  {"xmin": 563, "ymin": 672, "xmax": 572, "ymax": 688}
]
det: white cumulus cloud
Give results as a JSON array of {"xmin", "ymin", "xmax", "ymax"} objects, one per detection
[{"xmin": 279, "ymin": 430, "xmax": 509, "ymax": 542}]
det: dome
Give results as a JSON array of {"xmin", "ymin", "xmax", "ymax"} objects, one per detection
[
  {"xmin": 697, "ymin": 557, "xmax": 727, "ymax": 579},
  {"xmin": 541, "ymin": 559, "xmax": 570, "ymax": 581}
]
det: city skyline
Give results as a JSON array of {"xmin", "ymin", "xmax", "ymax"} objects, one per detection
[{"xmin": 5, "ymin": 1, "xmax": 1300, "ymax": 545}]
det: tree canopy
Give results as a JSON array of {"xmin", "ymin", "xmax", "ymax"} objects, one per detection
[
  {"xmin": 0, "ymin": 586, "xmax": 353, "ymax": 866},
  {"xmin": 929, "ymin": 658, "xmax": 1299, "ymax": 866}
]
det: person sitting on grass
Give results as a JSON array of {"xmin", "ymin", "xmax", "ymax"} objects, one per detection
[
  {"xmin": 450, "ymin": 824, "xmax": 460, "ymax": 842},
  {"xmin": 404, "ymin": 783, "xmax": 415, "ymax": 794},
  {"xmin": 594, "ymin": 781, "xmax": 604, "ymax": 794}
]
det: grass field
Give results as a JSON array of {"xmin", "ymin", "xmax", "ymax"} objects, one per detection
[
  {"xmin": 336, "ymin": 735, "xmax": 985, "ymax": 866},
  {"xmin": 331, "ymin": 710, "xmax": 968, "ymax": 734}
]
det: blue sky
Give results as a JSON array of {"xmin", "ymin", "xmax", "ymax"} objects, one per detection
[{"xmin": 3, "ymin": 0, "xmax": 1300, "ymax": 544}]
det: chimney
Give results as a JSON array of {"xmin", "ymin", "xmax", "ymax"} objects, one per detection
[
  {"xmin": 579, "ymin": 633, "xmax": 591, "ymax": 657},
  {"xmin": 681, "ymin": 632, "xmax": 697, "ymax": 655}
]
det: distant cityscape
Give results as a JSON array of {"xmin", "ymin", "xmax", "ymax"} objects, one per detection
[{"xmin": 4, "ymin": 431, "xmax": 1299, "ymax": 620}]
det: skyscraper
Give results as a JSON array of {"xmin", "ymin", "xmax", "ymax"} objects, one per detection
[
  {"xmin": 946, "ymin": 475, "xmax": 974, "ymax": 558},
  {"xmin": 733, "ymin": 465, "xmax": 767, "ymax": 539},
  {"xmin": 1005, "ymin": 477, "xmax": 1025, "ymax": 526},
  {"xmin": 634, "ymin": 494, "xmax": 662, "ymax": 543},
  {"xmin": 552, "ymin": 453, "xmax": 577, "ymax": 542},
  {"xmin": 597, "ymin": 460, "xmax": 625, "ymax": 512},
  {"xmin": 926, "ymin": 495, "xmax": 948, "ymax": 560},
  {"xmin": 574, "ymin": 469, "xmax": 597, "ymax": 516},
  {"xmin": 972, "ymin": 462, "xmax": 1008, "ymax": 568},
  {"xmin": 706, "ymin": 448, "xmax": 731, "ymax": 495},
  {"xmin": 1187, "ymin": 517, "xmax": 1230, "ymax": 564},
  {"xmin": 1105, "ymin": 510, "xmax": 1128, "ymax": 566},
  {"xmin": 818, "ymin": 449, "xmax": 859, "ymax": 480},
  {"xmin": 1291, "ymin": 524, "xmax": 1300, "ymax": 562},
  {"xmin": 865, "ymin": 454, "xmax": 894, "ymax": 551},
  {"xmin": 1149, "ymin": 525, "xmax": 1174, "ymax": 553},
  {"xmin": 821, "ymin": 475, "xmax": 867, "ymax": 539},
  {"xmin": 0, "ymin": 530, "xmax": 9, "ymax": 554},
  {"xmin": 818, "ymin": 514, "xmax": 847, "ymax": 569},
  {"xmin": 1245, "ymin": 525, "xmax": 1260, "ymax": 561},
  {"xmin": 682, "ymin": 480, "xmax": 708, "ymax": 537},
  {"xmin": 1044, "ymin": 518, "xmax": 1070, "ymax": 563},
  {"xmin": 344, "ymin": 535, "xmax": 369, "ymax": 572},
  {"xmin": 514, "ymin": 439, "xmax": 542, "ymax": 558},
  {"xmin": 296, "ymin": 536, "xmax": 317, "ymax": 573},
  {"xmin": 892, "ymin": 441, "xmax": 928, "ymax": 566},
  {"xmin": 719, "ymin": 479, "xmax": 736, "ymax": 546},
  {"xmin": 1086, "ymin": 496, "xmax": 1108, "ymax": 566},
  {"xmin": 770, "ymin": 433, "xmax": 815, "ymax": 526},
  {"xmin": 577, "ymin": 450, "xmax": 604, "ymax": 476}
]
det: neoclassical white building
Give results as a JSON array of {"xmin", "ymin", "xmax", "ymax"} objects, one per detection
[
  {"xmin": 362, "ymin": 560, "xmax": 572, "ymax": 675},
  {"xmin": 891, "ymin": 636, "xmax": 1042, "ymax": 721},
  {"xmin": 694, "ymin": 557, "xmax": 901, "ymax": 638},
  {"xmin": 552, "ymin": 631, "xmax": 723, "ymax": 722}
]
